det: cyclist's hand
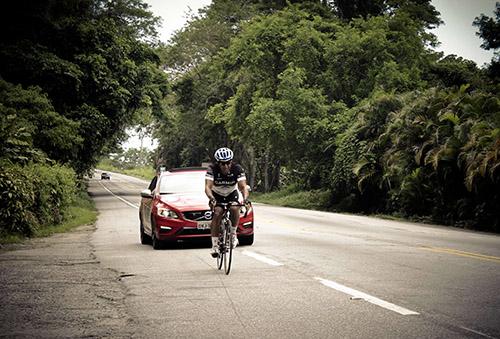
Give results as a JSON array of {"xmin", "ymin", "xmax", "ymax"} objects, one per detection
[
  {"xmin": 209, "ymin": 199, "xmax": 216, "ymax": 209},
  {"xmin": 244, "ymin": 198, "xmax": 251, "ymax": 206}
]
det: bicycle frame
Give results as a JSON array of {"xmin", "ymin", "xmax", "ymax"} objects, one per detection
[{"xmin": 213, "ymin": 202, "xmax": 248, "ymax": 275}]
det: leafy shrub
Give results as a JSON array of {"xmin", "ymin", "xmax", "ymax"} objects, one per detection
[
  {"xmin": 0, "ymin": 162, "xmax": 77, "ymax": 237},
  {"xmin": 0, "ymin": 163, "xmax": 38, "ymax": 235},
  {"xmin": 30, "ymin": 163, "xmax": 77, "ymax": 226},
  {"xmin": 345, "ymin": 87, "xmax": 500, "ymax": 230}
]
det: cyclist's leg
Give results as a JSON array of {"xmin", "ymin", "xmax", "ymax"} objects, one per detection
[
  {"xmin": 210, "ymin": 192, "xmax": 225, "ymax": 256},
  {"xmin": 210, "ymin": 208, "xmax": 223, "ymax": 257},
  {"xmin": 210, "ymin": 206, "xmax": 223, "ymax": 237},
  {"xmin": 227, "ymin": 190, "xmax": 240, "ymax": 227},
  {"xmin": 229, "ymin": 206, "xmax": 240, "ymax": 229}
]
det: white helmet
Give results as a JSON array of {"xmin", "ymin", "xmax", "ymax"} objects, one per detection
[{"xmin": 214, "ymin": 147, "xmax": 234, "ymax": 162}]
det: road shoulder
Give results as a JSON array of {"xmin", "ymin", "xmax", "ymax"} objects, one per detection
[{"xmin": 0, "ymin": 224, "xmax": 133, "ymax": 338}]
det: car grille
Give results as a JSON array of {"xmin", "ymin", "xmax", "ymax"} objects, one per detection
[
  {"xmin": 183, "ymin": 210, "xmax": 212, "ymax": 221},
  {"xmin": 178, "ymin": 228, "xmax": 211, "ymax": 235}
]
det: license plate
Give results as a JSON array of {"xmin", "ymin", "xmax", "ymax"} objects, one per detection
[{"xmin": 197, "ymin": 221, "xmax": 211, "ymax": 230}]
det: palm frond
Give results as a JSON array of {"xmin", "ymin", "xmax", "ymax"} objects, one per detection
[{"xmin": 438, "ymin": 111, "xmax": 460, "ymax": 125}]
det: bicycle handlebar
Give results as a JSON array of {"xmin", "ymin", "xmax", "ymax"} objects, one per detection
[
  {"xmin": 214, "ymin": 201, "xmax": 250, "ymax": 207},
  {"xmin": 211, "ymin": 201, "xmax": 252, "ymax": 218}
]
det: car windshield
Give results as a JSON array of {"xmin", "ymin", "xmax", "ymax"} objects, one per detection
[{"xmin": 159, "ymin": 171, "xmax": 206, "ymax": 194}]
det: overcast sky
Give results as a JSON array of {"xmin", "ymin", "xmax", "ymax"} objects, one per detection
[
  {"xmin": 145, "ymin": 0, "xmax": 211, "ymax": 42},
  {"xmin": 124, "ymin": 0, "xmax": 498, "ymax": 150},
  {"xmin": 432, "ymin": 0, "xmax": 496, "ymax": 67},
  {"xmin": 144, "ymin": 0, "xmax": 497, "ymax": 66}
]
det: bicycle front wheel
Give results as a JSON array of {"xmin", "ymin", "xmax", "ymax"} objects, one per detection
[
  {"xmin": 217, "ymin": 227, "xmax": 225, "ymax": 270},
  {"xmin": 224, "ymin": 221, "xmax": 233, "ymax": 275}
]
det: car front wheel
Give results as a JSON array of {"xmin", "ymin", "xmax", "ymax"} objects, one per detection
[
  {"xmin": 151, "ymin": 219, "xmax": 162, "ymax": 250},
  {"xmin": 238, "ymin": 233, "xmax": 254, "ymax": 246},
  {"xmin": 139, "ymin": 213, "xmax": 151, "ymax": 245}
]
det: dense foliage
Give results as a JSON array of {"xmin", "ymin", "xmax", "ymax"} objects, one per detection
[
  {"xmin": 1, "ymin": 0, "xmax": 498, "ymax": 233},
  {"xmin": 0, "ymin": 0, "xmax": 168, "ymax": 174},
  {"xmin": 334, "ymin": 87, "xmax": 500, "ymax": 229},
  {"xmin": 0, "ymin": 162, "xmax": 77, "ymax": 237},
  {"xmin": 0, "ymin": 0, "xmax": 167, "ymax": 237},
  {"xmin": 157, "ymin": 0, "xmax": 499, "ymax": 231}
]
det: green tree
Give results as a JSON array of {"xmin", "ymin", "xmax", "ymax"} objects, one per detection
[
  {"xmin": 0, "ymin": 79, "xmax": 80, "ymax": 164},
  {"xmin": 0, "ymin": 0, "xmax": 168, "ymax": 174},
  {"xmin": 474, "ymin": 2, "xmax": 500, "ymax": 50},
  {"xmin": 202, "ymin": 4, "xmax": 440, "ymax": 190},
  {"xmin": 426, "ymin": 54, "xmax": 484, "ymax": 88},
  {"xmin": 473, "ymin": 2, "xmax": 500, "ymax": 80},
  {"xmin": 152, "ymin": 0, "xmax": 500, "ymax": 231},
  {"xmin": 159, "ymin": 0, "xmax": 258, "ymax": 78},
  {"xmin": 154, "ymin": 0, "xmax": 263, "ymax": 173}
]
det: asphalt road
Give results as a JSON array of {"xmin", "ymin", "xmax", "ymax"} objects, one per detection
[{"xmin": 87, "ymin": 171, "xmax": 500, "ymax": 338}]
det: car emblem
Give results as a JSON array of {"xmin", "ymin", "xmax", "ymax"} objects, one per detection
[{"xmin": 204, "ymin": 211, "xmax": 213, "ymax": 220}]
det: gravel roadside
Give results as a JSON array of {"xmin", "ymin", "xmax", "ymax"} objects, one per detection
[{"xmin": 0, "ymin": 224, "xmax": 133, "ymax": 338}]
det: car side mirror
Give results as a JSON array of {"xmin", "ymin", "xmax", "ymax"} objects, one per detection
[{"xmin": 140, "ymin": 189, "xmax": 153, "ymax": 199}]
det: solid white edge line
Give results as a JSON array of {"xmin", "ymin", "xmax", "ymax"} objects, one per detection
[
  {"xmin": 459, "ymin": 326, "xmax": 497, "ymax": 339},
  {"xmin": 99, "ymin": 181, "xmax": 139, "ymax": 209},
  {"xmin": 242, "ymin": 250, "xmax": 284, "ymax": 266},
  {"xmin": 314, "ymin": 277, "xmax": 419, "ymax": 316}
]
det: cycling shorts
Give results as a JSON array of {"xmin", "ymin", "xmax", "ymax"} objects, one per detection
[{"xmin": 213, "ymin": 190, "xmax": 239, "ymax": 204}]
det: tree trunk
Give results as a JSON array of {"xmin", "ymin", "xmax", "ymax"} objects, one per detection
[
  {"xmin": 263, "ymin": 151, "xmax": 270, "ymax": 192},
  {"xmin": 245, "ymin": 146, "xmax": 257, "ymax": 191},
  {"xmin": 269, "ymin": 159, "xmax": 280, "ymax": 190}
]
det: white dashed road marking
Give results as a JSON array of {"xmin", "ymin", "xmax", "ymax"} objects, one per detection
[
  {"xmin": 242, "ymin": 250, "xmax": 284, "ymax": 266},
  {"xmin": 99, "ymin": 180, "xmax": 421, "ymax": 317},
  {"xmin": 314, "ymin": 277, "xmax": 419, "ymax": 316}
]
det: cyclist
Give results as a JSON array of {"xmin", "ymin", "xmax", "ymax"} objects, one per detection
[{"xmin": 205, "ymin": 147, "xmax": 249, "ymax": 258}]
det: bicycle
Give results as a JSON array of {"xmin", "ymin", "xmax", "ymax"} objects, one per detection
[{"xmin": 213, "ymin": 201, "xmax": 250, "ymax": 275}]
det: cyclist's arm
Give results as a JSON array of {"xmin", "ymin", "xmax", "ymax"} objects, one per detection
[
  {"xmin": 205, "ymin": 178, "xmax": 216, "ymax": 202},
  {"xmin": 238, "ymin": 179, "xmax": 249, "ymax": 202}
]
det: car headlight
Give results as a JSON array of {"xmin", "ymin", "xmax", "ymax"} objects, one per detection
[
  {"xmin": 240, "ymin": 204, "xmax": 252, "ymax": 216},
  {"xmin": 157, "ymin": 207, "xmax": 179, "ymax": 219}
]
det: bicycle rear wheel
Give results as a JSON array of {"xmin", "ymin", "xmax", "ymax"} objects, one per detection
[{"xmin": 224, "ymin": 220, "xmax": 233, "ymax": 275}]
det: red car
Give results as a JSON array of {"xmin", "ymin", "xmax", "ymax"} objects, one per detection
[{"xmin": 139, "ymin": 167, "xmax": 254, "ymax": 249}]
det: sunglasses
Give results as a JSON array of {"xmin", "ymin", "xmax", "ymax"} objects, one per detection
[{"xmin": 218, "ymin": 161, "xmax": 231, "ymax": 166}]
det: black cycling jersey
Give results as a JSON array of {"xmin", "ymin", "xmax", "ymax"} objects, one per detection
[{"xmin": 205, "ymin": 163, "xmax": 246, "ymax": 197}]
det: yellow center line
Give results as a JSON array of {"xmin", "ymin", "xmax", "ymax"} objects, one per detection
[{"xmin": 420, "ymin": 247, "xmax": 500, "ymax": 263}]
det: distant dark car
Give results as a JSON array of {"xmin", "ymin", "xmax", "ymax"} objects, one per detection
[
  {"xmin": 139, "ymin": 167, "xmax": 254, "ymax": 249},
  {"xmin": 101, "ymin": 172, "xmax": 111, "ymax": 180}
]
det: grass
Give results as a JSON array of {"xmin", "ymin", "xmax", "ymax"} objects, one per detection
[
  {"xmin": 97, "ymin": 161, "xmax": 155, "ymax": 180},
  {"xmin": 0, "ymin": 233, "xmax": 25, "ymax": 244},
  {"xmin": 0, "ymin": 192, "xmax": 98, "ymax": 245},
  {"xmin": 34, "ymin": 193, "xmax": 98, "ymax": 237},
  {"xmin": 121, "ymin": 167, "xmax": 155, "ymax": 180},
  {"xmin": 252, "ymin": 184, "xmax": 332, "ymax": 211}
]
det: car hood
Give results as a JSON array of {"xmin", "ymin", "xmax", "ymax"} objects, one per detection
[{"xmin": 159, "ymin": 193, "xmax": 209, "ymax": 212}]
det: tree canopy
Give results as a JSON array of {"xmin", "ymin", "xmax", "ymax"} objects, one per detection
[
  {"xmin": 1, "ymin": 0, "xmax": 498, "ymax": 232},
  {"xmin": 155, "ymin": 0, "xmax": 499, "ymax": 231},
  {"xmin": 0, "ymin": 0, "xmax": 168, "ymax": 174}
]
